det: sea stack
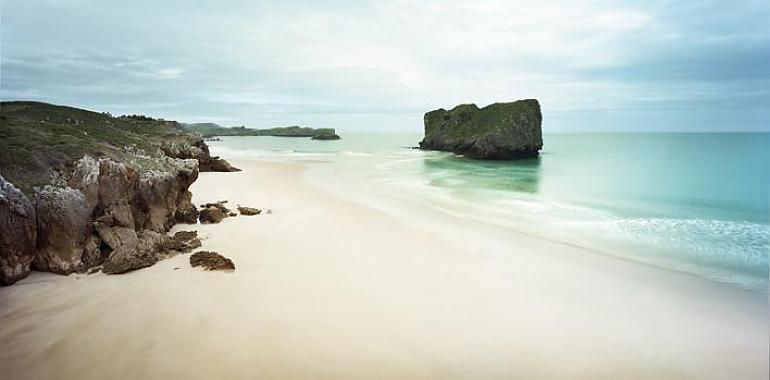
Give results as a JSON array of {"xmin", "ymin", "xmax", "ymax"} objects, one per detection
[{"xmin": 419, "ymin": 99, "xmax": 543, "ymax": 159}]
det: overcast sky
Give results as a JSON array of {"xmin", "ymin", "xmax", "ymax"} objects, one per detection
[{"xmin": 2, "ymin": 0, "xmax": 768, "ymax": 132}]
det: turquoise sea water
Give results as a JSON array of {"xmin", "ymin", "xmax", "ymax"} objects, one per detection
[{"xmin": 209, "ymin": 133, "xmax": 770, "ymax": 291}]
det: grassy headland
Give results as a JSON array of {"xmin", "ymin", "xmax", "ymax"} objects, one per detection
[{"xmin": 0, "ymin": 101, "xmax": 200, "ymax": 193}]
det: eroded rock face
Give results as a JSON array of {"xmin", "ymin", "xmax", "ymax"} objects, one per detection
[
  {"xmin": 134, "ymin": 159, "xmax": 199, "ymax": 231},
  {"xmin": 102, "ymin": 230, "xmax": 170, "ymax": 274},
  {"xmin": 161, "ymin": 138, "xmax": 240, "ymax": 172},
  {"xmin": 198, "ymin": 201, "xmax": 234, "ymax": 223},
  {"xmin": 0, "ymin": 175, "xmax": 37, "ymax": 285},
  {"xmin": 29, "ymin": 156, "xmax": 202, "ymax": 277},
  {"xmin": 419, "ymin": 99, "xmax": 543, "ymax": 160},
  {"xmin": 190, "ymin": 251, "xmax": 235, "ymax": 271},
  {"xmin": 34, "ymin": 186, "xmax": 93, "ymax": 274}
]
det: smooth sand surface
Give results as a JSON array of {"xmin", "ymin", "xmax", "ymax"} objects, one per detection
[{"xmin": 1, "ymin": 160, "xmax": 767, "ymax": 379}]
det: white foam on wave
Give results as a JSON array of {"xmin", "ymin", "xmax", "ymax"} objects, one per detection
[
  {"xmin": 369, "ymin": 161, "xmax": 770, "ymax": 291},
  {"xmin": 218, "ymin": 142, "xmax": 770, "ymax": 291},
  {"xmin": 210, "ymin": 146, "xmax": 333, "ymax": 161},
  {"xmin": 341, "ymin": 151, "xmax": 372, "ymax": 157}
]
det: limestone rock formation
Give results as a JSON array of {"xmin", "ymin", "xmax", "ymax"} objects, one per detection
[
  {"xmin": 0, "ymin": 175, "xmax": 37, "ymax": 285},
  {"xmin": 190, "ymin": 251, "xmax": 235, "ymax": 271},
  {"xmin": 34, "ymin": 185, "xmax": 94, "ymax": 274},
  {"xmin": 102, "ymin": 230, "xmax": 171, "ymax": 274},
  {"xmin": 27, "ymin": 156, "xmax": 201, "ymax": 277},
  {"xmin": 161, "ymin": 138, "xmax": 240, "ymax": 172},
  {"xmin": 418, "ymin": 99, "xmax": 543, "ymax": 159},
  {"xmin": 134, "ymin": 158, "xmax": 199, "ymax": 231}
]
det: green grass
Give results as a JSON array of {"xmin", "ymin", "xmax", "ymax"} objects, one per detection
[
  {"xmin": 424, "ymin": 100, "xmax": 539, "ymax": 140},
  {"xmin": 0, "ymin": 101, "xmax": 197, "ymax": 194}
]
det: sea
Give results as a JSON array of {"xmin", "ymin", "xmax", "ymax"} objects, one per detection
[{"xmin": 208, "ymin": 132, "xmax": 770, "ymax": 292}]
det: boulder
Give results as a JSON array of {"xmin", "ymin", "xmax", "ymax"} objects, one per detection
[
  {"xmin": 199, "ymin": 207, "xmax": 226, "ymax": 224},
  {"xmin": 161, "ymin": 138, "xmax": 240, "ymax": 172},
  {"xmin": 190, "ymin": 251, "xmax": 235, "ymax": 271},
  {"xmin": 201, "ymin": 201, "xmax": 231, "ymax": 213},
  {"xmin": 70, "ymin": 156, "xmax": 100, "ymax": 210},
  {"xmin": 419, "ymin": 99, "xmax": 543, "ymax": 159},
  {"xmin": 208, "ymin": 157, "xmax": 241, "ymax": 172},
  {"xmin": 0, "ymin": 175, "xmax": 37, "ymax": 285},
  {"xmin": 30, "ymin": 156, "xmax": 204, "ymax": 277},
  {"xmin": 134, "ymin": 158, "xmax": 199, "ymax": 231},
  {"xmin": 102, "ymin": 230, "xmax": 170, "ymax": 274},
  {"xmin": 170, "ymin": 230, "xmax": 202, "ymax": 252},
  {"xmin": 238, "ymin": 206, "xmax": 261, "ymax": 216}
]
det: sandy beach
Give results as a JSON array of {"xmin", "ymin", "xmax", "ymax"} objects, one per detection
[{"xmin": 0, "ymin": 159, "xmax": 767, "ymax": 380}]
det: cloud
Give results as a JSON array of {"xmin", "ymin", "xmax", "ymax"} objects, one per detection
[
  {"xmin": 156, "ymin": 68, "xmax": 185, "ymax": 79},
  {"xmin": 1, "ymin": 0, "xmax": 768, "ymax": 131}
]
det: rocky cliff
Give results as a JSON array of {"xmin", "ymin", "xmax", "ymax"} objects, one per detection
[
  {"xmin": 0, "ymin": 101, "xmax": 237, "ymax": 285},
  {"xmin": 160, "ymin": 137, "xmax": 240, "ymax": 172},
  {"xmin": 0, "ymin": 176, "xmax": 37, "ymax": 284},
  {"xmin": 419, "ymin": 100, "xmax": 543, "ymax": 159}
]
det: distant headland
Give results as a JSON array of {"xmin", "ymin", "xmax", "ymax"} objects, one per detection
[{"xmin": 183, "ymin": 123, "xmax": 340, "ymax": 140}]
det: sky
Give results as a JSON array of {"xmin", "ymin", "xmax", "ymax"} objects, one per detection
[{"xmin": 1, "ymin": 0, "xmax": 769, "ymax": 132}]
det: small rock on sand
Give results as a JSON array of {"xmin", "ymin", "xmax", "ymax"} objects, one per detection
[
  {"xmin": 199, "ymin": 207, "xmax": 226, "ymax": 224},
  {"xmin": 171, "ymin": 230, "xmax": 202, "ymax": 252},
  {"xmin": 190, "ymin": 251, "xmax": 235, "ymax": 271},
  {"xmin": 238, "ymin": 206, "xmax": 261, "ymax": 216}
]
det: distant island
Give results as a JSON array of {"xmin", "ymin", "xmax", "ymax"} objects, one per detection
[
  {"xmin": 184, "ymin": 123, "xmax": 340, "ymax": 140},
  {"xmin": 419, "ymin": 99, "xmax": 542, "ymax": 159}
]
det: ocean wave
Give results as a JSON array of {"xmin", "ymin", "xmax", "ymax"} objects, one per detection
[
  {"xmin": 376, "ymin": 174, "xmax": 769, "ymax": 290},
  {"xmin": 341, "ymin": 151, "xmax": 372, "ymax": 157},
  {"xmin": 210, "ymin": 146, "xmax": 334, "ymax": 160}
]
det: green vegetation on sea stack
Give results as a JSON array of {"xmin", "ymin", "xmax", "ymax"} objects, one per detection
[{"xmin": 0, "ymin": 101, "xmax": 200, "ymax": 193}]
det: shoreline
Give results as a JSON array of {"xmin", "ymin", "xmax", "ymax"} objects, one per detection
[
  {"xmin": 305, "ymin": 159, "xmax": 768, "ymax": 295},
  {"xmin": 1, "ymin": 159, "xmax": 767, "ymax": 379}
]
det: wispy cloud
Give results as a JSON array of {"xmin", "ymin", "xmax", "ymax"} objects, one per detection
[
  {"xmin": 156, "ymin": 67, "xmax": 184, "ymax": 79},
  {"xmin": 1, "ymin": 0, "xmax": 768, "ymax": 131}
]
